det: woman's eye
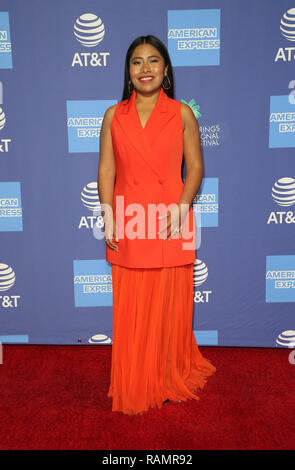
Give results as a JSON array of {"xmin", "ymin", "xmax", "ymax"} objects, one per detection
[{"xmin": 132, "ymin": 59, "xmax": 159, "ymax": 65}]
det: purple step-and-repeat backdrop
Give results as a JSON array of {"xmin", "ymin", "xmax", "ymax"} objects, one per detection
[{"xmin": 0, "ymin": 0, "xmax": 295, "ymax": 348}]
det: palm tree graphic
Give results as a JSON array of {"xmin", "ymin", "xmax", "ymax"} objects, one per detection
[{"xmin": 181, "ymin": 98, "xmax": 202, "ymax": 119}]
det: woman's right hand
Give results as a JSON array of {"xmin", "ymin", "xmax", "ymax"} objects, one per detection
[{"xmin": 104, "ymin": 218, "xmax": 119, "ymax": 252}]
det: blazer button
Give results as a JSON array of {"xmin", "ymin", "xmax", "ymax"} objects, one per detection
[
  {"xmin": 158, "ymin": 178, "xmax": 163, "ymax": 185},
  {"xmin": 133, "ymin": 179, "xmax": 139, "ymax": 185}
]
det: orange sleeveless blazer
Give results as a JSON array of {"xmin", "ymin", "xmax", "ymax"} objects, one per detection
[{"xmin": 106, "ymin": 86, "xmax": 196, "ymax": 268}]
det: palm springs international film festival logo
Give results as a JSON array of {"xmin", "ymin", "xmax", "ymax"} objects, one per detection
[
  {"xmin": 0, "ymin": 12, "xmax": 12, "ymax": 69},
  {"xmin": 66, "ymin": 98, "xmax": 116, "ymax": 153},
  {"xmin": 181, "ymin": 97, "xmax": 222, "ymax": 147},
  {"xmin": 168, "ymin": 9, "xmax": 220, "ymax": 66},
  {"xmin": 72, "ymin": 13, "xmax": 110, "ymax": 67},
  {"xmin": 275, "ymin": 8, "xmax": 295, "ymax": 62},
  {"xmin": 267, "ymin": 177, "xmax": 295, "ymax": 224}
]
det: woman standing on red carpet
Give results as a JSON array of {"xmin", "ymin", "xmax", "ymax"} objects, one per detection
[{"xmin": 98, "ymin": 35, "xmax": 216, "ymax": 415}]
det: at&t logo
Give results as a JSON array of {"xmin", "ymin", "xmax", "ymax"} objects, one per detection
[
  {"xmin": 275, "ymin": 331, "xmax": 295, "ymax": 364},
  {"xmin": 193, "ymin": 259, "xmax": 212, "ymax": 303},
  {"xmin": 0, "ymin": 81, "xmax": 11, "ymax": 153},
  {"xmin": 267, "ymin": 177, "xmax": 295, "ymax": 224},
  {"xmin": 0, "ymin": 263, "xmax": 20, "ymax": 308},
  {"xmin": 79, "ymin": 181, "xmax": 101, "ymax": 229},
  {"xmin": 275, "ymin": 8, "xmax": 295, "ymax": 62},
  {"xmin": 72, "ymin": 13, "xmax": 110, "ymax": 67}
]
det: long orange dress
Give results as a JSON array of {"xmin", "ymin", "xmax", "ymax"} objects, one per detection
[{"xmin": 106, "ymin": 87, "xmax": 216, "ymax": 415}]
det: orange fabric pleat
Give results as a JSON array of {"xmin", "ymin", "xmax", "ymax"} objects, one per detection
[{"xmin": 108, "ymin": 262, "xmax": 216, "ymax": 415}]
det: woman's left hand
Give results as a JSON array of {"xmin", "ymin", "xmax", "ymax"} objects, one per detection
[{"xmin": 158, "ymin": 203, "xmax": 189, "ymax": 239}]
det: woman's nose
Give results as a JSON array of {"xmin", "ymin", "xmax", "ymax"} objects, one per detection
[{"xmin": 141, "ymin": 61, "xmax": 151, "ymax": 72}]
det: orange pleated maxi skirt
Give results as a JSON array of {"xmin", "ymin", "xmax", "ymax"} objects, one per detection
[{"xmin": 108, "ymin": 262, "xmax": 216, "ymax": 415}]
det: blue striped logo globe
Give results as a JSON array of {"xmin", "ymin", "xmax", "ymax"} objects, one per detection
[{"xmin": 74, "ymin": 13, "xmax": 105, "ymax": 47}]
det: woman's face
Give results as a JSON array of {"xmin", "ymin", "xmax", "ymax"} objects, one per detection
[{"xmin": 129, "ymin": 43, "xmax": 168, "ymax": 93}]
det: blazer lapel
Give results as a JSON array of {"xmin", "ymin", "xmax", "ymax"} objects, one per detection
[{"xmin": 115, "ymin": 87, "xmax": 176, "ymax": 178}]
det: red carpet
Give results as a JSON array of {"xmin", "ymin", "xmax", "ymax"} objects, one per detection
[{"xmin": 0, "ymin": 345, "xmax": 294, "ymax": 449}]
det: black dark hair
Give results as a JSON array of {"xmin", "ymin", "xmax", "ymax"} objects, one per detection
[{"xmin": 121, "ymin": 35, "xmax": 174, "ymax": 101}]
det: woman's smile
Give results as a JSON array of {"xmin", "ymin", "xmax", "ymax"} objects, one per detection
[{"xmin": 138, "ymin": 76, "xmax": 154, "ymax": 82}]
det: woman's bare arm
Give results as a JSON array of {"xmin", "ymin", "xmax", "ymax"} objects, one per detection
[
  {"xmin": 97, "ymin": 105, "xmax": 118, "ymax": 250},
  {"xmin": 179, "ymin": 102, "xmax": 203, "ymax": 207},
  {"xmin": 159, "ymin": 102, "xmax": 203, "ymax": 239}
]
